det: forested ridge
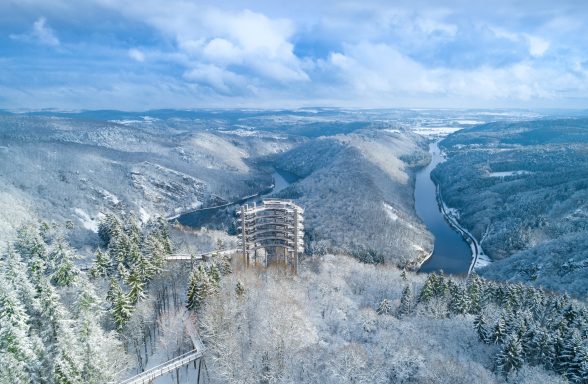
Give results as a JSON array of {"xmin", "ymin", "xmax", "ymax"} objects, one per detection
[{"xmin": 434, "ymin": 118, "xmax": 588, "ymax": 296}]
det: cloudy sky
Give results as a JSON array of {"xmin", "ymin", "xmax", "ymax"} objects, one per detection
[{"xmin": 1, "ymin": 0, "xmax": 588, "ymax": 110}]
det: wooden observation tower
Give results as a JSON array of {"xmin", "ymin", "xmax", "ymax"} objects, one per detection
[{"xmin": 237, "ymin": 199, "xmax": 304, "ymax": 273}]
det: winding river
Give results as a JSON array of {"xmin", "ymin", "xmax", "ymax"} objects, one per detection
[
  {"xmin": 416, "ymin": 140, "xmax": 472, "ymax": 274},
  {"xmin": 176, "ymin": 169, "xmax": 298, "ymax": 228}
]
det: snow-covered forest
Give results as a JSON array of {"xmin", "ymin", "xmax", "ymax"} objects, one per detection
[
  {"xmin": 434, "ymin": 118, "xmax": 588, "ymax": 296},
  {"xmin": 198, "ymin": 254, "xmax": 588, "ymax": 383}
]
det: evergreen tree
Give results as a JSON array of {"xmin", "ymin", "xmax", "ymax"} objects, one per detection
[
  {"xmin": 209, "ymin": 264, "xmax": 221, "ymax": 291},
  {"xmin": 74, "ymin": 279, "xmax": 127, "ymax": 383},
  {"xmin": 155, "ymin": 217, "xmax": 173, "ymax": 255},
  {"xmin": 125, "ymin": 267, "xmax": 146, "ymax": 305},
  {"xmin": 108, "ymin": 279, "xmax": 133, "ymax": 331},
  {"xmin": 219, "ymin": 254, "xmax": 232, "ymax": 275},
  {"xmin": 466, "ymin": 274, "xmax": 482, "ymax": 314},
  {"xmin": 559, "ymin": 331, "xmax": 584, "ymax": 379},
  {"xmin": 495, "ymin": 334, "xmax": 524, "ymax": 376},
  {"xmin": 449, "ymin": 284, "xmax": 469, "ymax": 315},
  {"xmin": 491, "ymin": 316, "xmax": 507, "ymax": 344},
  {"xmin": 474, "ymin": 313, "xmax": 489, "ymax": 343},
  {"xmin": 572, "ymin": 348, "xmax": 588, "ymax": 383},
  {"xmin": 144, "ymin": 233, "xmax": 165, "ymax": 273},
  {"xmin": 418, "ymin": 274, "xmax": 435, "ymax": 303},
  {"xmin": 186, "ymin": 266, "xmax": 214, "ymax": 311},
  {"xmin": 399, "ymin": 285, "xmax": 412, "ymax": 316},
  {"xmin": 50, "ymin": 240, "xmax": 80, "ymax": 287},
  {"xmin": 0, "ymin": 281, "xmax": 38, "ymax": 383},
  {"xmin": 235, "ymin": 280, "xmax": 245, "ymax": 297},
  {"xmin": 35, "ymin": 276, "xmax": 83, "ymax": 383},
  {"xmin": 90, "ymin": 249, "xmax": 111, "ymax": 279},
  {"xmin": 2, "ymin": 249, "xmax": 41, "ymax": 317},
  {"xmin": 377, "ymin": 298, "xmax": 392, "ymax": 315},
  {"xmin": 529, "ymin": 327, "xmax": 556, "ymax": 369}
]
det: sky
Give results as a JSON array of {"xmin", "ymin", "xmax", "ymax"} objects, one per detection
[{"xmin": 1, "ymin": 0, "xmax": 588, "ymax": 110}]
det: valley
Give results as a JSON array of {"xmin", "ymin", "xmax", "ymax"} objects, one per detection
[{"xmin": 1, "ymin": 108, "xmax": 587, "ymax": 384}]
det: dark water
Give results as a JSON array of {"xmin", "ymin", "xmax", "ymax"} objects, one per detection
[
  {"xmin": 176, "ymin": 169, "xmax": 299, "ymax": 228},
  {"xmin": 416, "ymin": 141, "xmax": 471, "ymax": 274}
]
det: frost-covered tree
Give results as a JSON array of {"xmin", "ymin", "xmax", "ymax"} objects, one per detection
[
  {"xmin": 377, "ymin": 298, "xmax": 392, "ymax": 315},
  {"xmin": 50, "ymin": 240, "xmax": 80, "ymax": 287},
  {"xmin": 74, "ymin": 279, "xmax": 128, "ymax": 383},
  {"xmin": 90, "ymin": 249, "xmax": 110, "ymax": 278},
  {"xmin": 235, "ymin": 280, "xmax": 245, "ymax": 297},
  {"xmin": 108, "ymin": 279, "xmax": 133, "ymax": 331},
  {"xmin": 125, "ymin": 267, "xmax": 146, "ymax": 305},
  {"xmin": 186, "ymin": 266, "xmax": 214, "ymax": 311},
  {"xmin": 474, "ymin": 313, "xmax": 488, "ymax": 343},
  {"xmin": 209, "ymin": 264, "xmax": 221, "ymax": 291},
  {"xmin": 0, "ymin": 280, "xmax": 38, "ymax": 383},
  {"xmin": 495, "ymin": 334, "xmax": 524, "ymax": 376},
  {"xmin": 398, "ymin": 285, "xmax": 412, "ymax": 316}
]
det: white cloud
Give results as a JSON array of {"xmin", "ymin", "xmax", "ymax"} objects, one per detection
[
  {"xmin": 98, "ymin": 1, "xmax": 308, "ymax": 87},
  {"xmin": 128, "ymin": 48, "xmax": 145, "ymax": 62},
  {"xmin": 183, "ymin": 64, "xmax": 248, "ymax": 94},
  {"xmin": 526, "ymin": 34, "xmax": 550, "ymax": 57},
  {"xmin": 10, "ymin": 17, "xmax": 60, "ymax": 47},
  {"xmin": 202, "ymin": 38, "xmax": 241, "ymax": 63}
]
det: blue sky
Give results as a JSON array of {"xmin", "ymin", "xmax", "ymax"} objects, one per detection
[{"xmin": 1, "ymin": 0, "xmax": 587, "ymax": 110}]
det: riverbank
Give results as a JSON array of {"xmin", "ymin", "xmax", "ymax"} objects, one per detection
[{"xmin": 436, "ymin": 183, "xmax": 491, "ymax": 275}]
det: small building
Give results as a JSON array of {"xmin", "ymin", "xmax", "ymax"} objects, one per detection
[{"xmin": 237, "ymin": 199, "xmax": 304, "ymax": 273}]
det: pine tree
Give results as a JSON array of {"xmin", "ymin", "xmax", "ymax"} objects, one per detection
[
  {"xmin": 35, "ymin": 276, "xmax": 83, "ymax": 383},
  {"xmin": 108, "ymin": 279, "xmax": 133, "ymax": 331},
  {"xmin": 377, "ymin": 298, "xmax": 392, "ymax": 315},
  {"xmin": 209, "ymin": 264, "xmax": 221, "ymax": 290},
  {"xmin": 449, "ymin": 284, "xmax": 469, "ymax": 315},
  {"xmin": 235, "ymin": 280, "xmax": 245, "ymax": 297},
  {"xmin": 50, "ymin": 240, "xmax": 80, "ymax": 287},
  {"xmin": 90, "ymin": 249, "xmax": 111, "ymax": 279},
  {"xmin": 186, "ymin": 266, "xmax": 214, "ymax": 311},
  {"xmin": 495, "ymin": 334, "xmax": 524, "ymax": 376},
  {"xmin": 466, "ymin": 274, "xmax": 482, "ymax": 314},
  {"xmin": 144, "ymin": 233, "xmax": 165, "ymax": 273},
  {"xmin": 74, "ymin": 279, "xmax": 127, "ymax": 383},
  {"xmin": 0, "ymin": 280, "xmax": 38, "ymax": 383},
  {"xmin": 474, "ymin": 313, "xmax": 489, "ymax": 343},
  {"xmin": 559, "ymin": 331, "xmax": 584, "ymax": 379},
  {"xmin": 572, "ymin": 348, "xmax": 588, "ymax": 383},
  {"xmin": 399, "ymin": 285, "xmax": 412, "ymax": 316},
  {"xmin": 98, "ymin": 213, "xmax": 122, "ymax": 246},
  {"xmin": 491, "ymin": 316, "xmax": 507, "ymax": 344},
  {"xmin": 155, "ymin": 217, "xmax": 173, "ymax": 255},
  {"xmin": 14, "ymin": 225, "xmax": 47, "ymax": 261},
  {"xmin": 2, "ymin": 249, "xmax": 41, "ymax": 317},
  {"xmin": 529, "ymin": 327, "xmax": 556, "ymax": 369},
  {"xmin": 125, "ymin": 267, "xmax": 146, "ymax": 305},
  {"xmin": 418, "ymin": 274, "xmax": 435, "ymax": 303},
  {"xmin": 219, "ymin": 254, "xmax": 232, "ymax": 275}
]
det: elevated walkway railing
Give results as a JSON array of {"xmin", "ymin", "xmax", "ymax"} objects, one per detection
[{"xmin": 117, "ymin": 348, "xmax": 205, "ymax": 384}]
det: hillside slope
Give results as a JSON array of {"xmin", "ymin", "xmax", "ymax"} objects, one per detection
[
  {"xmin": 265, "ymin": 128, "xmax": 433, "ymax": 267},
  {"xmin": 434, "ymin": 118, "xmax": 588, "ymax": 296},
  {"xmin": 0, "ymin": 115, "xmax": 295, "ymax": 250}
]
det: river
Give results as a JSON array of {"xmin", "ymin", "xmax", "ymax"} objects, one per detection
[
  {"xmin": 175, "ymin": 169, "xmax": 298, "ymax": 229},
  {"xmin": 416, "ymin": 140, "xmax": 472, "ymax": 274}
]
